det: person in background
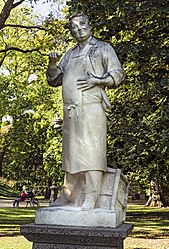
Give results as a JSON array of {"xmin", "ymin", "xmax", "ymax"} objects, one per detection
[{"xmin": 13, "ymin": 190, "xmax": 27, "ymax": 207}]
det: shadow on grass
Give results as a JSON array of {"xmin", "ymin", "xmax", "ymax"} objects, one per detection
[
  {"xmin": 0, "ymin": 207, "xmax": 36, "ymax": 237},
  {"xmin": 130, "ymin": 229, "xmax": 169, "ymax": 239},
  {"xmin": 126, "ymin": 206, "xmax": 169, "ymax": 239},
  {"xmin": 0, "ymin": 230, "xmax": 21, "ymax": 237}
]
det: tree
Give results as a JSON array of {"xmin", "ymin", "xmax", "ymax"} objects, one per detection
[
  {"xmin": 0, "ymin": 0, "xmax": 66, "ymax": 66},
  {"xmin": 67, "ymin": 0, "xmax": 169, "ymax": 204},
  {"xmin": 0, "ymin": 0, "xmax": 25, "ymax": 30},
  {"xmin": 1, "ymin": 0, "xmax": 168, "ymax": 203},
  {"xmin": 0, "ymin": 122, "xmax": 11, "ymax": 177},
  {"xmin": 0, "ymin": 4, "xmax": 68, "ymax": 192}
]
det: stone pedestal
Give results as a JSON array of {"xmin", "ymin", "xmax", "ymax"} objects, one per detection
[
  {"xmin": 21, "ymin": 223, "xmax": 133, "ymax": 249},
  {"xmin": 21, "ymin": 168, "xmax": 132, "ymax": 248},
  {"xmin": 35, "ymin": 168, "xmax": 129, "ymax": 228}
]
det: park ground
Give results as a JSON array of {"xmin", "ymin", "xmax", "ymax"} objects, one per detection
[{"xmin": 0, "ymin": 198, "xmax": 169, "ymax": 249}]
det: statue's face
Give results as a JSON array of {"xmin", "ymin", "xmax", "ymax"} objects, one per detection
[{"xmin": 70, "ymin": 16, "xmax": 91, "ymax": 42}]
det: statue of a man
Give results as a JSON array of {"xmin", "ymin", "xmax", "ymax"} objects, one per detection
[{"xmin": 46, "ymin": 13, "xmax": 125, "ymax": 210}]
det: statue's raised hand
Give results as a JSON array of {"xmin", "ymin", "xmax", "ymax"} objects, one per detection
[{"xmin": 48, "ymin": 52, "xmax": 61, "ymax": 69}]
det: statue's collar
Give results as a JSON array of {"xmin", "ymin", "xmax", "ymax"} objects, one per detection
[
  {"xmin": 88, "ymin": 36, "xmax": 98, "ymax": 45},
  {"xmin": 73, "ymin": 37, "xmax": 98, "ymax": 51}
]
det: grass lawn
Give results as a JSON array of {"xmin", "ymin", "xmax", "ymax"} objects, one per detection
[
  {"xmin": 126, "ymin": 204, "xmax": 169, "ymax": 239},
  {"xmin": 0, "ymin": 204, "xmax": 169, "ymax": 249},
  {"xmin": 0, "ymin": 207, "xmax": 35, "ymax": 249}
]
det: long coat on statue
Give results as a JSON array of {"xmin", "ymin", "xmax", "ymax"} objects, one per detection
[{"xmin": 48, "ymin": 37, "xmax": 124, "ymax": 174}]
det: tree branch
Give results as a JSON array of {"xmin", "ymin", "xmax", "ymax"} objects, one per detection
[
  {"xmin": 0, "ymin": 0, "xmax": 15, "ymax": 29},
  {"xmin": 0, "ymin": 0, "xmax": 27, "ymax": 30},
  {"xmin": 0, "ymin": 46, "xmax": 48, "ymax": 56},
  {"xmin": 12, "ymin": 0, "xmax": 27, "ymax": 8},
  {"xmin": 0, "ymin": 47, "xmax": 39, "ymax": 53},
  {"xmin": 0, "ymin": 52, "xmax": 7, "ymax": 67},
  {"xmin": 3, "ymin": 24, "xmax": 48, "ymax": 31}
]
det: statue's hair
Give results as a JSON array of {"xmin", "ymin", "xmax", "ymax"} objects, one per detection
[{"xmin": 64, "ymin": 13, "xmax": 89, "ymax": 30}]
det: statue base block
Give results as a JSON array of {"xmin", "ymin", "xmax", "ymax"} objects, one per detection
[
  {"xmin": 35, "ymin": 206, "xmax": 122, "ymax": 228},
  {"xmin": 21, "ymin": 223, "xmax": 133, "ymax": 249}
]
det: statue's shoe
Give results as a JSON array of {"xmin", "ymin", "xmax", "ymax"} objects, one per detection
[
  {"xmin": 49, "ymin": 198, "xmax": 70, "ymax": 207},
  {"xmin": 81, "ymin": 196, "xmax": 96, "ymax": 211}
]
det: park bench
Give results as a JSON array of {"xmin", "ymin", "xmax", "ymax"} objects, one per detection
[
  {"xmin": 13, "ymin": 196, "xmax": 39, "ymax": 207},
  {"xmin": 25, "ymin": 197, "xmax": 39, "ymax": 207}
]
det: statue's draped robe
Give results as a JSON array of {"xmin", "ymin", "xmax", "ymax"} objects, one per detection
[{"xmin": 55, "ymin": 37, "xmax": 124, "ymax": 174}]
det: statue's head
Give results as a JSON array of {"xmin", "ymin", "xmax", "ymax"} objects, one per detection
[{"xmin": 65, "ymin": 13, "xmax": 91, "ymax": 42}]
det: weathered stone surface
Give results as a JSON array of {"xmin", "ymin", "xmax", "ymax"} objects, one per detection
[
  {"xmin": 35, "ymin": 168, "xmax": 128, "ymax": 228},
  {"xmin": 76, "ymin": 168, "xmax": 128, "ymax": 216},
  {"xmin": 20, "ymin": 223, "xmax": 133, "ymax": 249},
  {"xmin": 35, "ymin": 206, "xmax": 121, "ymax": 228}
]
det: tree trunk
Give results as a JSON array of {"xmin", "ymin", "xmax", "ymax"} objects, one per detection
[
  {"xmin": 0, "ymin": 155, "xmax": 3, "ymax": 177},
  {"xmin": 0, "ymin": 150, "xmax": 6, "ymax": 177},
  {"xmin": 145, "ymin": 178, "xmax": 167, "ymax": 207},
  {"xmin": 44, "ymin": 180, "xmax": 52, "ymax": 199}
]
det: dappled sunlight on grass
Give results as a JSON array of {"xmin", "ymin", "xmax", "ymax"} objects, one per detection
[
  {"xmin": 0, "ymin": 208, "xmax": 36, "ymax": 237},
  {"xmin": 126, "ymin": 204, "xmax": 169, "ymax": 239}
]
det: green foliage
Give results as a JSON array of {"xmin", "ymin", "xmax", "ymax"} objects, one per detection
[
  {"xmin": 67, "ymin": 0, "xmax": 169, "ymax": 199},
  {"xmin": 0, "ymin": 4, "xmax": 67, "ymax": 189},
  {"xmin": 0, "ymin": 178, "xmax": 19, "ymax": 197},
  {"xmin": 1, "ymin": 0, "xmax": 168, "ymax": 199}
]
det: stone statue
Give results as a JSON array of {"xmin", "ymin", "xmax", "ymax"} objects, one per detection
[{"xmin": 46, "ymin": 13, "xmax": 125, "ymax": 211}]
